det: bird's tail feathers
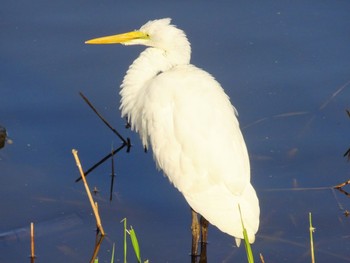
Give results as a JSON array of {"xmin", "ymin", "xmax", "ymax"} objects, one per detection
[{"xmin": 185, "ymin": 183, "xmax": 259, "ymax": 244}]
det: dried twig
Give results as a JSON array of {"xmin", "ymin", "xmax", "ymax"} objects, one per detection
[
  {"xmin": 89, "ymin": 233, "xmax": 105, "ymax": 263},
  {"xmin": 72, "ymin": 149, "xmax": 105, "ymax": 236},
  {"xmin": 75, "ymin": 92, "xmax": 131, "ymax": 182},
  {"xmin": 75, "ymin": 143, "xmax": 126, "ymax": 182},
  {"xmin": 30, "ymin": 222, "xmax": 35, "ymax": 261},
  {"xmin": 79, "ymin": 92, "xmax": 127, "ymax": 144},
  {"xmin": 259, "ymin": 253, "xmax": 265, "ymax": 263},
  {"xmin": 110, "ymin": 145, "xmax": 116, "ymax": 201},
  {"xmin": 334, "ymin": 181, "xmax": 350, "ymax": 189}
]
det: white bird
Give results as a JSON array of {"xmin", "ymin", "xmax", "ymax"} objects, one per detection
[{"xmin": 86, "ymin": 18, "xmax": 260, "ymax": 249}]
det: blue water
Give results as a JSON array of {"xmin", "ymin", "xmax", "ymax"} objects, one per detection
[{"xmin": 1, "ymin": 1, "xmax": 350, "ymax": 262}]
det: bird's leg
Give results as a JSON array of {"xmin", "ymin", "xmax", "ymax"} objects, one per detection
[
  {"xmin": 199, "ymin": 216, "xmax": 208, "ymax": 263},
  {"xmin": 191, "ymin": 208, "xmax": 200, "ymax": 261},
  {"xmin": 200, "ymin": 215, "xmax": 209, "ymax": 244}
]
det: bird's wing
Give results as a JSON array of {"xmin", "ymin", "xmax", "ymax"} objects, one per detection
[
  {"xmin": 141, "ymin": 64, "xmax": 259, "ymax": 241},
  {"xmin": 142, "ymin": 65, "xmax": 251, "ymax": 195}
]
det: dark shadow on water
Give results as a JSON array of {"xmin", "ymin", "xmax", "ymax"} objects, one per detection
[{"xmin": 75, "ymin": 92, "xmax": 131, "ymax": 183}]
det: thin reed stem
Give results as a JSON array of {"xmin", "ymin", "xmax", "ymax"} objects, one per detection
[
  {"xmin": 309, "ymin": 212, "xmax": 315, "ymax": 263},
  {"xmin": 72, "ymin": 149, "xmax": 105, "ymax": 235},
  {"xmin": 30, "ymin": 222, "xmax": 35, "ymax": 260}
]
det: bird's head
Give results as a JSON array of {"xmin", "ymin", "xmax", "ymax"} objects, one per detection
[{"xmin": 85, "ymin": 18, "xmax": 191, "ymax": 60}]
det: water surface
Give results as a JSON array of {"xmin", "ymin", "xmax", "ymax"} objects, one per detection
[{"xmin": 1, "ymin": 1, "xmax": 350, "ymax": 262}]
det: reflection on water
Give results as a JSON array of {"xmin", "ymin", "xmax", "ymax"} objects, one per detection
[
  {"xmin": 0, "ymin": 214, "xmax": 83, "ymax": 244},
  {"xmin": 1, "ymin": 1, "xmax": 350, "ymax": 262}
]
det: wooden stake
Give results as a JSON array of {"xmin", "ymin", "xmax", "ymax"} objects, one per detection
[
  {"xmin": 30, "ymin": 222, "xmax": 35, "ymax": 260},
  {"xmin": 72, "ymin": 149, "xmax": 105, "ymax": 236}
]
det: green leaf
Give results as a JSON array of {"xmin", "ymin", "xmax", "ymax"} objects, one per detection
[
  {"xmin": 238, "ymin": 204, "xmax": 254, "ymax": 263},
  {"xmin": 129, "ymin": 226, "xmax": 141, "ymax": 263}
]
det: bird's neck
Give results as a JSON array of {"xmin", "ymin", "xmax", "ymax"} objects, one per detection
[{"xmin": 119, "ymin": 47, "xmax": 189, "ymax": 129}]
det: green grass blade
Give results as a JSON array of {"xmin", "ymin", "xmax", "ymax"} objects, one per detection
[
  {"xmin": 129, "ymin": 226, "xmax": 142, "ymax": 263},
  {"xmin": 110, "ymin": 243, "xmax": 115, "ymax": 263},
  {"xmin": 238, "ymin": 204, "xmax": 254, "ymax": 263},
  {"xmin": 121, "ymin": 218, "xmax": 127, "ymax": 263},
  {"xmin": 309, "ymin": 212, "xmax": 316, "ymax": 263},
  {"xmin": 242, "ymin": 227, "xmax": 254, "ymax": 263}
]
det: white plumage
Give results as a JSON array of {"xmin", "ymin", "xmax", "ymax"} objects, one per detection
[{"xmin": 86, "ymin": 18, "xmax": 260, "ymax": 245}]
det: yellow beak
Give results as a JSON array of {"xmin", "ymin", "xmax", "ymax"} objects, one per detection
[{"xmin": 85, "ymin": 31, "xmax": 149, "ymax": 44}]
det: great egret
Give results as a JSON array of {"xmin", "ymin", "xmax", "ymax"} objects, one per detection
[{"xmin": 86, "ymin": 18, "xmax": 260, "ymax": 250}]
